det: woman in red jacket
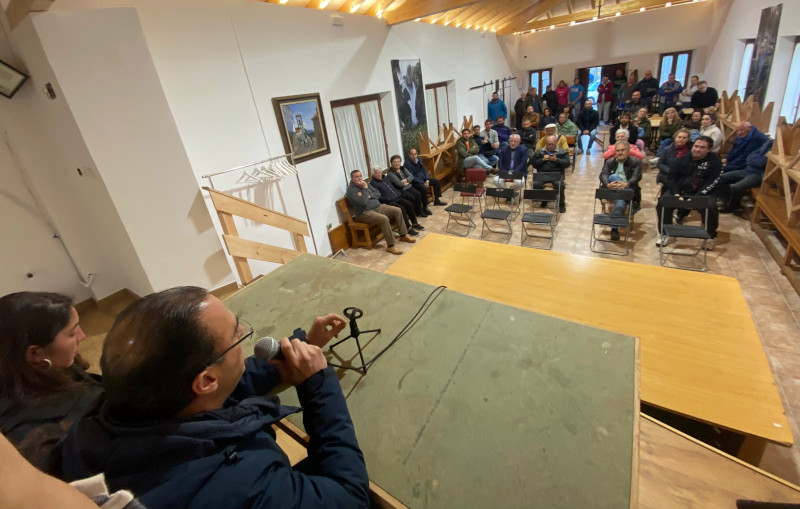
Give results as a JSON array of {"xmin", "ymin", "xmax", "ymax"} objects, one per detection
[
  {"xmin": 555, "ymin": 80, "xmax": 570, "ymax": 108},
  {"xmin": 596, "ymin": 76, "xmax": 613, "ymax": 124}
]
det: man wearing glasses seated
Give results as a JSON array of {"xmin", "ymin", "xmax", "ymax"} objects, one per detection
[{"xmin": 58, "ymin": 287, "xmax": 369, "ymax": 509}]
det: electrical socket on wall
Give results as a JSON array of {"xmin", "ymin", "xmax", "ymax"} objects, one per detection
[{"xmin": 76, "ymin": 167, "xmax": 97, "ymax": 179}]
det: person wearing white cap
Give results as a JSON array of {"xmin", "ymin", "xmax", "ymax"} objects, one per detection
[{"xmin": 536, "ymin": 123, "xmax": 569, "ymax": 151}]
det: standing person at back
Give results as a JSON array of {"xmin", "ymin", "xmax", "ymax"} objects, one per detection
[
  {"xmin": 514, "ymin": 91, "xmax": 528, "ymax": 130},
  {"xmin": 542, "ymin": 85, "xmax": 558, "ymax": 113},
  {"xmin": 618, "ymin": 74, "xmax": 638, "ymax": 110},
  {"xmin": 611, "ymin": 68, "xmax": 627, "ymax": 114},
  {"xmin": 487, "ymin": 91, "xmax": 507, "ymax": 124},
  {"xmin": 596, "ymin": 76, "xmax": 613, "ymax": 124},
  {"xmin": 636, "ymin": 70, "xmax": 659, "ymax": 109},
  {"xmin": 525, "ymin": 87, "xmax": 542, "ymax": 114},
  {"xmin": 568, "ymin": 78, "xmax": 585, "ymax": 118}
]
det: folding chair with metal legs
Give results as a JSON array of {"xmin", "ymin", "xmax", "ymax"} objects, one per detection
[
  {"xmin": 494, "ymin": 170, "xmax": 524, "ymax": 219},
  {"xmin": 521, "ymin": 188, "xmax": 560, "ymax": 249},
  {"xmin": 444, "ymin": 183, "xmax": 477, "ymax": 236},
  {"xmin": 481, "ymin": 187, "xmax": 515, "ymax": 243},
  {"xmin": 658, "ymin": 194, "xmax": 715, "ymax": 271},
  {"xmin": 590, "ymin": 188, "xmax": 635, "ymax": 255}
]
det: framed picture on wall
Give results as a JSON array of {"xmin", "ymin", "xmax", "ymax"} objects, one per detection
[
  {"xmin": 271, "ymin": 93, "xmax": 331, "ymax": 164},
  {"xmin": 0, "ymin": 58, "xmax": 29, "ymax": 99}
]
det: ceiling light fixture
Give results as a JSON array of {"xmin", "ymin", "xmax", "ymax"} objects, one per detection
[
  {"xmin": 319, "ymin": 0, "xmax": 328, "ymax": 8},
  {"xmin": 615, "ymin": 12, "xmax": 621, "ymax": 16},
  {"xmin": 666, "ymin": 1, "xmax": 672, "ymax": 5},
  {"xmin": 570, "ymin": 21, "xmax": 576, "ymax": 25},
  {"xmin": 279, "ymin": 0, "xmax": 288, "ymax": 4},
  {"xmin": 376, "ymin": 10, "xmax": 383, "ymax": 19},
  {"xmin": 350, "ymin": 3, "xmax": 360, "ymax": 13},
  {"xmin": 639, "ymin": 7, "xmax": 645, "ymax": 11}
]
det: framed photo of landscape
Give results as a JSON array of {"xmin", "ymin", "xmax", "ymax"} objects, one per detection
[{"xmin": 272, "ymin": 93, "xmax": 331, "ymax": 164}]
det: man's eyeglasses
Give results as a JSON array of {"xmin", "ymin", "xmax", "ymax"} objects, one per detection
[{"xmin": 210, "ymin": 319, "xmax": 254, "ymax": 365}]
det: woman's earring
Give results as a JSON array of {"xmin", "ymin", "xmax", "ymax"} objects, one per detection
[{"xmin": 41, "ymin": 358, "xmax": 52, "ymax": 370}]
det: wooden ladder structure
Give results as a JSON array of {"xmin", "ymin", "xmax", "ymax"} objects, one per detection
[{"xmin": 203, "ymin": 187, "xmax": 309, "ymax": 285}]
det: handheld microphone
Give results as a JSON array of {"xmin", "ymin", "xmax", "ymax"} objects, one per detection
[{"xmin": 254, "ymin": 336, "xmax": 283, "ymax": 361}]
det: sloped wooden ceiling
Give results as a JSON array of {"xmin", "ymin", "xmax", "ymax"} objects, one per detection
[{"xmin": 255, "ymin": 0, "xmax": 708, "ymax": 35}]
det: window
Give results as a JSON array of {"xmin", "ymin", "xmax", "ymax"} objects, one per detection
[
  {"xmin": 780, "ymin": 37, "xmax": 800, "ymax": 123},
  {"xmin": 529, "ymin": 68, "xmax": 552, "ymax": 94},
  {"xmin": 584, "ymin": 66, "xmax": 602, "ymax": 104},
  {"xmin": 425, "ymin": 81, "xmax": 451, "ymax": 140},
  {"xmin": 658, "ymin": 50, "xmax": 693, "ymax": 88},
  {"xmin": 331, "ymin": 94, "xmax": 389, "ymax": 179},
  {"xmin": 737, "ymin": 40, "xmax": 755, "ymax": 98}
]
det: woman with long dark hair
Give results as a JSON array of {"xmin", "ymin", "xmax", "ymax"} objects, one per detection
[{"xmin": 0, "ymin": 292, "xmax": 102, "ymax": 470}]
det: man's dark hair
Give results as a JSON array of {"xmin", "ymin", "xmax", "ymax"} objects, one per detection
[
  {"xmin": 389, "ymin": 154, "xmax": 402, "ymax": 163},
  {"xmin": 698, "ymin": 80, "xmax": 707, "ymax": 86},
  {"xmin": 350, "ymin": 169, "xmax": 361, "ymax": 178},
  {"xmin": 695, "ymin": 136, "xmax": 714, "ymax": 149},
  {"xmin": 462, "ymin": 128, "xmax": 471, "ymax": 134},
  {"xmin": 692, "ymin": 75, "xmax": 700, "ymax": 80},
  {"xmin": 101, "ymin": 286, "xmax": 217, "ymax": 422}
]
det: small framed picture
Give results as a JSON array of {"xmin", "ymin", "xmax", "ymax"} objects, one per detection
[
  {"xmin": 272, "ymin": 93, "xmax": 331, "ymax": 164},
  {"xmin": 0, "ymin": 58, "xmax": 29, "ymax": 99}
]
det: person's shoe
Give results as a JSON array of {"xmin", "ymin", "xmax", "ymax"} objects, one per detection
[
  {"xmin": 610, "ymin": 229, "xmax": 620, "ymax": 241},
  {"xmin": 423, "ymin": 207, "xmax": 433, "ymax": 216},
  {"xmin": 434, "ymin": 199, "xmax": 448, "ymax": 206},
  {"xmin": 674, "ymin": 212, "xmax": 686, "ymax": 225},
  {"xmin": 586, "ymin": 147, "xmax": 592, "ymax": 154},
  {"xmin": 719, "ymin": 206, "xmax": 734, "ymax": 213},
  {"xmin": 655, "ymin": 235, "xmax": 674, "ymax": 247},
  {"xmin": 407, "ymin": 229, "xmax": 419, "ymax": 236},
  {"xmin": 412, "ymin": 223, "xmax": 425, "ymax": 231},
  {"xmin": 576, "ymin": 148, "xmax": 584, "ymax": 155},
  {"xmin": 399, "ymin": 235, "xmax": 416, "ymax": 243},
  {"xmin": 559, "ymin": 203, "xmax": 566, "ymax": 213},
  {"xmin": 649, "ymin": 157, "xmax": 659, "ymax": 166},
  {"xmin": 386, "ymin": 245, "xmax": 403, "ymax": 255},
  {"xmin": 703, "ymin": 238, "xmax": 715, "ymax": 251}
]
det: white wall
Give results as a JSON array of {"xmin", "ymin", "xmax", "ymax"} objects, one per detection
[
  {"xmin": 499, "ymin": 1, "xmax": 723, "ymax": 94},
  {"xmin": 0, "ymin": 16, "xmax": 152, "ymax": 299},
  {"xmin": 30, "ymin": 8, "xmax": 232, "ymax": 292},
  {"xmin": 705, "ymin": 0, "xmax": 800, "ymax": 131}
]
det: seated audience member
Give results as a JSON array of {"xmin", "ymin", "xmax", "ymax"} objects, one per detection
[
  {"xmin": 559, "ymin": 104, "xmax": 575, "ymax": 123},
  {"xmin": 610, "ymin": 112, "xmax": 639, "ymax": 148},
  {"xmin": 568, "ymin": 78, "xmax": 585, "ymax": 117},
  {"xmin": 492, "ymin": 116, "xmax": 512, "ymax": 149},
  {"xmin": 691, "ymin": 81, "xmax": 719, "ymax": 111},
  {"xmin": 457, "ymin": 128, "xmax": 492, "ymax": 179},
  {"xmin": 678, "ymin": 75, "xmax": 700, "ymax": 107},
  {"xmin": 346, "ymin": 170, "xmax": 415, "ymax": 254},
  {"xmin": 542, "ymin": 85, "xmax": 558, "ymax": 113},
  {"xmin": 656, "ymin": 128, "xmax": 692, "ymax": 186},
  {"xmin": 387, "ymin": 155, "xmax": 429, "ymax": 217},
  {"xmin": 658, "ymin": 73, "xmax": 683, "ymax": 113},
  {"xmin": 724, "ymin": 121, "xmax": 770, "ymax": 173},
  {"xmin": 682, "ymin": 110, "xmax": 703, "ymax": 139},
  {"xmin": 536, "ymin": 123, "xmax": 569, "ymax": 151},
  {"xmin": 556, "ymin": 112, "xmax": 579, "ymax": 139},
  {"xmin": 619, "ymin": 74, "xmax": 638, "ymax": 110},
  {"xmin": 600, "ymin": 141, "xmax": 643, "ymax": 240},
  {"xmin": 525, "ymin": 87, "xmax": 543, "ymax": 113},
  {"xmin": 718, "ymin": 137, "xmax": 773, "ymax": 213},
  {"xmin": 555, "ymin": 80, "xmax": 570, "ymax": 108},
  {"xmin": 699, "ymin": 112, "xmax": 723, "ymax": 153},
  {"xmin": 657, "ymin": 107, "xmax": 683, "ymax": 156},
  {"xmin": 369, "ymin": 166, "xmax": 423, "ymax": 236},
  {"xmin": 493, "ymin": 134, "xmax": 527, "ymax": 193},
  {"xmin": 636, "ymin": 70, "xmax": 659, "ymax": 108},
  {"xmin": 0, "ymin": 292, "xmax": 102, "ymax": 471},
  {"xmin": 611, "ymin": 69, "xmax": 627, "ymax": 113},
  {"xmin": 404, "ymin": 148, "xmax": 446, "ymax": 206},
  {"xmin": 624, "ymin": 91, "xmax": 647, "ymax": 116},
  {"xmin": 478, "ymin": 121, "xmax": 500, "ymax": 167},
  {"xmin": 487, "ymin": 91, "xmax": 507, "ymax": 123},
  {"xmin": 596, "ymin": 75, "xmax": 613, "ymax": 123},
  {"xmin": 531, "ymin": 135, "xmax": 570, "ymax": 212},
  {"xmin": 514, "ymin": 91, "xmax": 527, "ymax": 130},
  {"xmin": 603, "ymin": 129, "xmax": 645, "ymax": 160},
  {"xmin": 576, "ymin": 99, "xmax": 600, "ymax": 155},
  {"xmin": 522, "ymin": 105, "xmax": 541, "ymax": 129},
  {"xmin": 655, "ymin": 136, "xmax": 721, "ymax": 249},
  {"xmin": 59, "ymin": 286, "xmax": 370, "ymax": 509},
  {"xmin": 519, "ymin": 118, "xmax": 539, "ymax": 161},
  {"xmin": 540, "ymin": 106, "xmax": 556, "ymax": 128},
  {"xmin": 632, "ymin": 107, "xmax": 652, "ymax": 146}
]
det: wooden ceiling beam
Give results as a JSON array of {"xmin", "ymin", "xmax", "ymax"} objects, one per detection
[
  {"xmin": 365, "ymin": 0, "xmax": 401, "ymax": 16},
  {"xmin": 496, "ymin": 0, "xmax": 562, "ymax": 35},
  {"xmin": 383, "ymin": 0, "xmax": 482, "ymax": 25},
  {"xmin": 449, "ymin": 3, "xmax": 490, "ymax": 27},
  {"xmin": 501, "ymin": 0, "xmax": 692, "ymax": 35},
  {"xmin": 458, "ymin": 0, "xmax": 514, "ymax": 28},
  {"xmin": 435, "ymin": 5, "xmax": 471, "ymax": 25},
  {"xmin": 489, "ymin": 1, "xmax": 544, "ymax": 30}
]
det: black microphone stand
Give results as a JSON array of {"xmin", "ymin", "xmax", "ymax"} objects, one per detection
[{"xmin": 327, "ymin": 307, "xmax": 380, "ymax": 374}]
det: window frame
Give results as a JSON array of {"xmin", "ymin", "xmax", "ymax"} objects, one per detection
[
  {"xmin": 330, "ymin": 93, "xmax": 389, "ymax": 179},
  {"xmin": 779, "ymin": 37, "xmax": 800, "ymax": 123},
  {"xmin": 528, "ymin": 68, "xmax": 552, "ymax": 94},
  {"xmin": 737, "ymin": 39, "xmax": 756, "ymax": 99},
  {"xmin": 657, "ymin": 50, "xmax": 693, "ymax": 88},
  {"xmin": 425, "ymin": 81, "xmax": 451, "ymax": 131}
]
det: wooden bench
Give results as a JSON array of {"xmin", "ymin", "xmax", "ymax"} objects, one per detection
[{"xmin": 336, "ymin": 197, "xmax": 385, "ymax": 249}]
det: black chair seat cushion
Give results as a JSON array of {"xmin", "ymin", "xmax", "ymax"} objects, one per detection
[
  {"xmin": 663, "ymin": 224, "xmax": 710, "ymax": 239},
  {"xmin": 482, "ymin": 209, "xmax": 512, "ymax": 220},
  {"xmin": 522, "ymin": 212, "xmax": 555, "ymax": 224},
  {"xmin": 593, "ymin": 214, "xmax": 630, "ymax": 227},
  {"xmin": 446, "ymin": 204, "xmax": 473, "ymax": 214}
]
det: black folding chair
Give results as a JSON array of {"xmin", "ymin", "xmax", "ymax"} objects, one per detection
[
  {"xmin": 521, "ymin": 189, "xmax": 560, "ymax": 249},
  {"xmin": 444, "ymin": 183, "xmax": 477, "ymax": 236},
  {"xmin": 658, "ymin": 194, "xmax": 715, "ymax": 271},
  {"xmin": 590, "ymin": 188, "xmax": 635, "ymax": 255},
  {"xmin": 494, "ymin": 171, "xmax": 524, "ymax": 218},
  {"xmin": 481, "ymin": 187, "xmax": 515, "ymax": 243}
]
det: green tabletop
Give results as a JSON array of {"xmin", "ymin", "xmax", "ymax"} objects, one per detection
[{"xmin": 226, "ymin": 255, "xmax": 639, "ymax": 509}]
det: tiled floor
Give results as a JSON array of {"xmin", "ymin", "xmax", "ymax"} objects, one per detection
[{"xmin": 342, "ymin": 141, "xmax": 800, "ymax": 483}]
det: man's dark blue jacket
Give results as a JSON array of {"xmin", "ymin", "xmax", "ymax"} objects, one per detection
[
  {"xmin": 725, "ymin": 127, "xmax": 769, "ymax": 172},
  {"xmin": 58, "ymin": 338, "xmax": 369, "ymax": 509}
]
